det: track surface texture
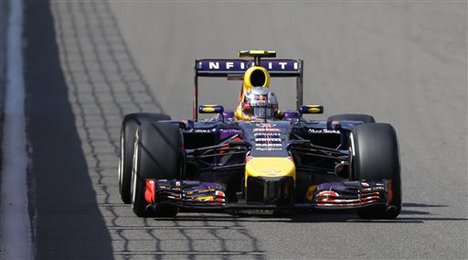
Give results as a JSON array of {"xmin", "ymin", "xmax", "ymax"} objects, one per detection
[
  {"xmin": 21, "ymin": 0, "xmax": 467, "ymax": 259},
  {"xmin": 0, "ymin": 0, "xmax": 7, "ymax": 179}
]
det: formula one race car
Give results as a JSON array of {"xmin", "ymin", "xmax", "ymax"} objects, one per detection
[{"xmin": 118, "ymin": 50, "xmax": 401, "ymax": 219}]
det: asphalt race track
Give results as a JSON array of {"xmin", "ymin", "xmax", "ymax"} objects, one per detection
[{"xmin": 17, "ymin": 0, "xmax": 468, "ymax": 259}]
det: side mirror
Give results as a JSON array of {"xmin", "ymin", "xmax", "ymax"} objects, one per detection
[
  {"xmin": 298, "ymin": 105, "xmax": 324, "ymax": 114},
  {"xmin": 199, "ymin": 104, "xmax": 224, "ymax": 114}
]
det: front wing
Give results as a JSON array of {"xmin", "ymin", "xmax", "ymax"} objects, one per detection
[{"xmin": 144, "ymin": 179, "xmax": 393, "ymax": 211}]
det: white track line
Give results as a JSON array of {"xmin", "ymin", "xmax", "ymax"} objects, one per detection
[{"xmin": 0, "ymin": 0, "xmax": 32, "ymax": 259}]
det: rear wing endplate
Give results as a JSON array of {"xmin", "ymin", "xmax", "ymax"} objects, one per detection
[{"xmin": 194, "ymin": 59, "xmax": 303, "ymax": 120}]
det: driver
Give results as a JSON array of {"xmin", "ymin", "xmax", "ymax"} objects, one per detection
[{"xmin": 235, "ymin": 86, "xmax": 280, "ymax": 120}]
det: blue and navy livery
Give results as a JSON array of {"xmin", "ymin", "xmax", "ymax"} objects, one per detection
[{"xmin": 121, "ymin": 50, "xmax": 401, "ymax": 219}]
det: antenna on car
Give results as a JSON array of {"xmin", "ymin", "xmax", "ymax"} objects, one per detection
[{"xmin": 239, "ymin": 50, "xmax": 277, "ymax": 66}]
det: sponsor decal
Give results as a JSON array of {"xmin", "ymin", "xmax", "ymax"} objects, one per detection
[
  {"xmin": 252, "ymin": 125, "xmax": 285, "ymax": 151},
  {"xmin": 255, "ymin": 138, "xmax": 282, "ymax": 142},
  {"xmin": 256, "ymin": 123, "xmax": 276, "ymax": 127},
  {"xmin": 308, "ymin": 129, "xmax": 340, "ymax": 134},
  {"xmin": 255, "ymin": 143, "xmax": 282, "ymax": 147},
  {"xmin": 256, "ymin": 148, "xmax": 282, "ymax": 151},
  {"xmin": 253, "ymin": 128, "xmax": 281, "ymax": 132},
  {"xmin": 194, "ymin": 129, "xmax": 215, "ymax": 133},
  {"xmin": 256, "ymin": 94, "xmax": 266, "ymax": 101},
  {"xmin": 198, "ymin": 60, "xmax": 298, "ymax": 71},
  {"xmin": 254, "ymin": 132, "xmax": 281, "ymax": 136}
]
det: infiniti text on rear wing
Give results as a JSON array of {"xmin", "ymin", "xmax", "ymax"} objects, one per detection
[{"xmin": 194, "ymin": 59, "xmax": 304, "ymax": 120}]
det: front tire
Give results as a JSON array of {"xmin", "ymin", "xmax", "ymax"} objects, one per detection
[
  {"xmin": 351, "ymin": 123, "xmax": 401, "ymax": 219},
  {"xmin": 119, "ymin": 113, "xmax": 170, "ymax": 204},
  {"xmin": 131, "ymin": 122, "xmax": 182, "ymax": 217}
]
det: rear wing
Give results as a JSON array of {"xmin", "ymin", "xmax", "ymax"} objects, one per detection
[{"xmin": 193, "ymin": 58, "xmax": 303, "ymax": 120}]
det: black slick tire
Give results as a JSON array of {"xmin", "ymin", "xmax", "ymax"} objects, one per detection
[
  {"xmin": 131, "ymin": 122, "xmax": 181, "ymax": 217},
  {"xmin": 351, "ymin": 123, "xmax": 401, "ymax": 219},
  {"xmin": 119, "ymin": 113, "xmax": 171, "ymax": 204}
]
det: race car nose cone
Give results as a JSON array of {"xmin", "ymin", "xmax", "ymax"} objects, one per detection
[
  {"xmin": 245, "ymin": 157, "xmax": 295, "ymax": 205},
  {"xmin": 245, "ymin": 157, "xmax": 295, "ymax": 180}
]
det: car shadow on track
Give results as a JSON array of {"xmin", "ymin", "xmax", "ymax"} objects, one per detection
[
  {"xmin": 152, "ymin": 201, "xmax": 468, "ymax": 224},
  {"xmin": 153, "ymin": 211, "xmax": 371, "ymax": 223},
  {"xmin": 402, "ymin": 202, "xmax": 449, "ymax": 208}
]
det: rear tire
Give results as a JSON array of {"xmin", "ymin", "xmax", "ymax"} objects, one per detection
[
  {"xmin": 351, "ymin": 123, "xmax": 401, "ymax": 219},
  {"xmin": 327, "ymin": 114, "xmax": 375, "ymax": 126},
  {"xmin": 131, "ymin": 122, "xmax": 181, "ymax": 217},
  {"xmin": 119, "ymin": 113, "xmax": 170, "ymax": 204}
]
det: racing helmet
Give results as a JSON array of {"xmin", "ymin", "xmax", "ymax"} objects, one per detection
[{"xmin": 242, "ymin": 87, "xmax": 279, "ymax": 119}]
